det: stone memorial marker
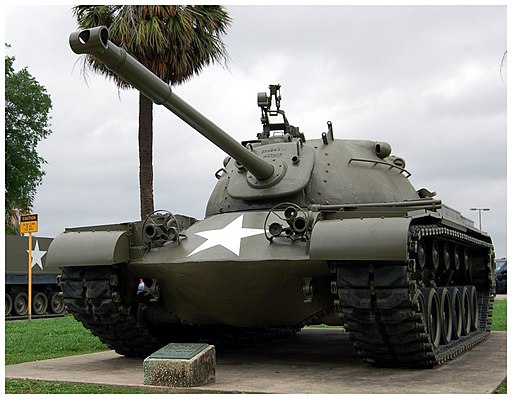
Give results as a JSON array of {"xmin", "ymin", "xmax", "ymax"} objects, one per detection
[{"xmin": 143, "ymin": 343, "xmax": 216, "ymax": 387}]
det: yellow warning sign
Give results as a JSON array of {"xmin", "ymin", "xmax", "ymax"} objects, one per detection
[{"xmin": 20, "ymin": 214, "xmax": 38, "ymax": 234}]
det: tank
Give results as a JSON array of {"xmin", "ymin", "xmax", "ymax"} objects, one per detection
[
  {"xmin": 5, "ymin": 235, "xmax": 65, "ymax": 318},
  {"xmin": 47, "ymin": 26, "xmax": 496, "ymax": 368}
]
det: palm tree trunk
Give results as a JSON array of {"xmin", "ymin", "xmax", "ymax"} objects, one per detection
[{"xmin": 138, "ymin": 93, "xmax": 154, "ymax": 219}]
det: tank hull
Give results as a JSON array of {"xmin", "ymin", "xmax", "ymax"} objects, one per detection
[
  {"xmin": 49, "ymin": 202, "xmax": 495, "ymax": 367},
  {"xmin": 5, "ymin": 235, "xmax": 65, "ymax": 318}
]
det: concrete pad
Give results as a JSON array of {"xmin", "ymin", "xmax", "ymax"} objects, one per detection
[{"xmin": 5, "ymin": 329, "xmax": 507, "ymax": 394}]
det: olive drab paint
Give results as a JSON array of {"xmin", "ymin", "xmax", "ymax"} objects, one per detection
[
  {"xmin": 47, "ymin": 26, "xmax": 496, "ymax": 368},
  {"xmin": 5, "ymin": 235, "xmax": 65, "ymax": 318}
]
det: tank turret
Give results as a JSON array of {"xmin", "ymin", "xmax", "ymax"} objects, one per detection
[
  {"xmin": 49, "ymin": 26, "xmax": 495, "ymax": 369},
  {"xmin": 69, "ymin": 27, "xmax": 420, "ymax": 215}
]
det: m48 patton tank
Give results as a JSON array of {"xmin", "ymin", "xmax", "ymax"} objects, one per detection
[{"xmin": 47, "ymin": 27, "xmax": 495, "ymax": 368}]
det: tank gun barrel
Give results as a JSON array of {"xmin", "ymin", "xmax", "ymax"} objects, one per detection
[{"xmin": 69, "ymin": 26, "xmax": 275, "ymax": 181}]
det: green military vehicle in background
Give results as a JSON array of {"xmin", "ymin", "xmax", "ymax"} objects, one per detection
[
  {"xmin": 47, "ymin": 27, "xmax": 495, "ymax": 368},
  {"xmin": 5, "ymin": 235, "xmax": 65, "ymax": 318}
]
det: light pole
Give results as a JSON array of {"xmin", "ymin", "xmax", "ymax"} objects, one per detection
[{"xmin": 470, "ymin": 207, "xmax": 490, "ymax": 231}]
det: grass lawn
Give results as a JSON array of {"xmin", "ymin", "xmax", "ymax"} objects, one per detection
[
  {"xmin": 496, "ymin": 380, "xmax": 507, "ymax": 394},
  {"xmin": 491, "ymin": 300, "xmax": 507, "ymax": 331},
  {"xmin": 5, "ymin": 379, "xmax": 164, "ymax": 394},
  {"xmin": 5, "ymin": 300, "xmax": 507, "ymax": 394},
  {"xmin": 491, "ymin": 300, "xmax": 507, "ymax": 394},
  {"xmin": 5, "ymin": 315, "xmax": 108, "ymax": 365}
]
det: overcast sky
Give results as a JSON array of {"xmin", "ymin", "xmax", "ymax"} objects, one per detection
[{"xmin": 4, "ymin": 5, "xmax": 508, "ymax": 258}]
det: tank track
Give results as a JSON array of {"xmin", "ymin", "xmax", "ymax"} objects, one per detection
[
  {"xmin": 59, "ymin": 265, "xmax": 163, "ymax": 357},
  {"xmin": 59, "ymin": 265, "xmax": 300, "ymax": 357},
  {"xmin": 330, "ymin": 223, "xmax": 494, "ymax": 368}
]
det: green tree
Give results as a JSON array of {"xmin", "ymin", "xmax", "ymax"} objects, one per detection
[
  {"xmin": 5, "ymin": 51, "xmax": 52, "ymax": 234},
  {"xmin": 73, "ymin": 5, "xmax": 231, "ymax": 219}
]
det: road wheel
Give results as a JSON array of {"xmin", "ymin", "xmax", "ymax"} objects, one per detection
[
  {"xmin": 33, "ymin": 291, "xmax": 49, "ymax": 315},
  {"xmin": 14, "ymin": 292, "xmax": 29, "ymax": 316},
  {"xmin": 5, "ymin": 293, "xmax": 13, "ymax": 317},
  {"xmin": 421, "ymin": 288, "xmax": 441, "ymax": 348},
  {"xmin": 436, "ymin": 287, "xmax": 452, "ymax": 344},
  {"xmin": 50, "ymin": 291, "xmax": 66, "ymax": 314},
  {"xmin": 467, "ymin": 285, "xmax": 479, "ymax": 331},
  {"xmin": 459, "ymin": 286, "xmax": 472, "ymax": 336},
  {"xmin": 447, "ymin": 286, "xmax": 462, "ymax": 340}
]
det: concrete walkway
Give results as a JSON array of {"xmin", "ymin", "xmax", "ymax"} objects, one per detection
[{"xmin": 5, "ymin": 329, "xmax": 507, "ymax": 394}]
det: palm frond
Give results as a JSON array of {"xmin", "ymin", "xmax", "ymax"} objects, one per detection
[{"xmin": 72, "ymin": 5, "xmax": 232, "ymax": 87}]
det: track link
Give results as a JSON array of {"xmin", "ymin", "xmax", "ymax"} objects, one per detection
[{"xmin": 331, "ymin": 224, "xmax": 494, "ymax": 368}]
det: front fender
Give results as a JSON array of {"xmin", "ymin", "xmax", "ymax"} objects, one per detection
[
  {"xmin": 309, "ymin": 217, "xmax": 411, "ymax": 261},
  {"xmin": 46, "ymin": 230, "xmax": 130, "ymax": 268}
]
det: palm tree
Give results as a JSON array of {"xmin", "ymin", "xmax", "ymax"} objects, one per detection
[{"xmin": 73, "ymin": 5, "xmax": 231, "ymax": 219}]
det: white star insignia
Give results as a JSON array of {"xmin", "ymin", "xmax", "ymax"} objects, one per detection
[
  {"xmin": 187, "ymin": 215, "xmax": 264, "ymax": 257},
  {"xmin": 27, "ymin": 240, "xmax": 47, "ymax": 270}
]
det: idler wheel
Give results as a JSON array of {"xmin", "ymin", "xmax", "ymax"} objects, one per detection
[
  {"xmin": 435, "ymin": 287, "xmax": 453, "ymax": 344},
  {"xmin": 447, "ymin": 286, "xmax": 463, "ymax": 340},
  {"xmin": 421, "ymin": 288, "xmax": 442, "ymax": 348},
  {"xmin": 459, "ymin": 286, "xmax": 472, "ymax": 336},
  {"xmin": 467, "ymin": 285, "xmax": 479, "ymax": 331}
]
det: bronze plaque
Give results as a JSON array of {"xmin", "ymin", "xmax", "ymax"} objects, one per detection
[{"xmin": 149, "ymin": 343, "xmax": 209, "ymax": 360}]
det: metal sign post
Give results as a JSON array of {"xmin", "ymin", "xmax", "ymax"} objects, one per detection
[{"xmin": 20, "ymin": 214, "xmax": 38, "ymax": 321}]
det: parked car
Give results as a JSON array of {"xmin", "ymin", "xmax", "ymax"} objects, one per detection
[{"xmin": 495, "ymin": 258, "xmax": 507, "ymax": 294}]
